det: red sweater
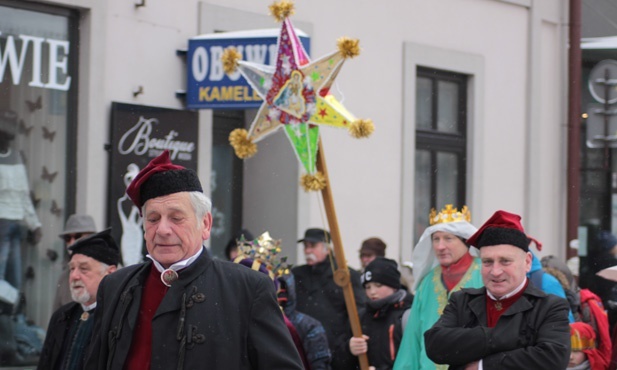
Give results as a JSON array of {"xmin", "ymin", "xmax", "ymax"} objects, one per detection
[
  {"xmin": 123, "ymin": 265, "xmax": 168, "ymax": 370},
  {"xmin": 485, "ymin": 280, "xmax": 528, "ymax": 328}
]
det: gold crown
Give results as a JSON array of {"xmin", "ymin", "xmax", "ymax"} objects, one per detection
[
  {"xmin": 429, "ymin": 204, "xmax": 471, "ymax": 225},
  {"xmin": 234, "ymin": 232, "xmax": 292, "ymax": 278}
]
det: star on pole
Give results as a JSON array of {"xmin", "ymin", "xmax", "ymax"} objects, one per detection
[{"xmin": 224, "ymin": 2, "xmax": 374, "ymax": 190}]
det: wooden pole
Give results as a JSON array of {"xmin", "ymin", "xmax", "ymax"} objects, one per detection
[{"xmin": 316, "ymin": 140, "xmax": 369, "ymax": 370}]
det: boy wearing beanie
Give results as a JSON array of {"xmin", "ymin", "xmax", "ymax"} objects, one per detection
[{"xmin": 349, "ymin": 257, "xmax": 413, "ymax": 369}]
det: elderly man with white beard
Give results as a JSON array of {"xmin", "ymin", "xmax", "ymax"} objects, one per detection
[
  {"xmin": 38, "ymin": 229, "xmax": 119, "ymax": 370},
  {"xmin": 292, "ymin": 228, "xmax": 366, "ymax": 370}
]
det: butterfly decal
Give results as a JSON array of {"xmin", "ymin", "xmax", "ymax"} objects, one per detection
[
  {"xmin": 18, "ymin": 120, "xmax": 34, "ymax": 136},
  {"xmin": 46, "ymin": 249, "xmax": 58, "ymax": 262},
  {"xmin": 25, "ymin": 266, "xmax": 35, "ymax": 280},
  {"xmin": 25, "ymin": 96, "xmax": 42, "ymax": 113},
  {"xmin": 50, "ymin": 200, "xmax": 62, "ymax": 217},
  {"xmin": 41, "ymin": 166, "xmax": 58, "ymax": 183},
  {"xmin": 42, "ymin": 127, "xmax": 56, "ymax": 142},
  {"xmin": 30, "ymin": 191, "xmax": 40, "ymax": 208}
]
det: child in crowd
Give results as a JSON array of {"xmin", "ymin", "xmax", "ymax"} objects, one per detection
[
  {"xmin": 568, "ymin": 321, "xmax": 606, "ymax": 370},
  {"xmin": 349, "ymin": 257, "xmax": 413, "ymax": 369}
]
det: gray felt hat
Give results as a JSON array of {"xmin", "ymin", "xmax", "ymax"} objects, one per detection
[{"xmin": 58, "ymin": 214, "xmax": 97, "ymax": 237}]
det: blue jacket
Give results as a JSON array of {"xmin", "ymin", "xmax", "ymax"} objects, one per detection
[{"xmin": 528, "ymin": 252, "xmax": 574, "ymax": 322}]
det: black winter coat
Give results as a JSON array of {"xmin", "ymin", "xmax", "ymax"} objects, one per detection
[
  {"xmin": 359, "ymin": 289, "xmax": 413, "ymax": 370},
  {"xmin": 85, "ymin": 251, "xmax": 304, "ymax": 370},
  {"xmin": 424, "ymin": 283, "xmax": 571, "ymax": 370},
  {"xmin": 38, "ymin": 302, "xmax": 90, "ymax": 370},
  {"xmin": 292, "ymin": 259, "xmax": 366, "ymax": 370}
]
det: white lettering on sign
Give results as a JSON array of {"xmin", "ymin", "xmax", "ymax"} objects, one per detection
[
  {"xmin": 0, "ymin": 32, "xmax": 72, "ymax": 91},
  {"xmin": 191, "ymin": 42, "xmax": 281, "ymax": 83},
  {"xmin": 118, "ymin": 116, "xmax": 196, "ymax": 160}
]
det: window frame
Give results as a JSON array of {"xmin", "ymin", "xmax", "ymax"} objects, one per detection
[
  {"xmin": 415, "ymin": 67, "xmax": 468, "ymax": 211},
  {"xmin": 400, "ymin": 42, "xmax": 484, "ymax": 263}
]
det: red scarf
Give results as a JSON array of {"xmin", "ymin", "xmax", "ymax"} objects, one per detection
[
  {"xmin": 485, "ymin": 280, "xmax": 528, "ymax": 328},
  {"xmin": 124, "ymin": 265, "xmax": 168, "ymax": 370},
  {"xmin": 580, "ymin": 289, "xmax": 611, "ymax": 370},
  {"xmin": 441, "ymin": 252, "xmax": 473, "ymax": 291}
]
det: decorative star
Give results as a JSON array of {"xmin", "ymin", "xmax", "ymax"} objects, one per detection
[{"xmin": 225, "ymin": 1, "xmax": 373, "ymax": 190}]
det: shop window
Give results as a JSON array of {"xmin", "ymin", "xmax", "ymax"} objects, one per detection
[
  {"xmin": 414, "ymin": 67, "xmax": 467, "ymax": 238},
  {"xmin": 0, "ymin": 1, "xmax": 78, "ymax": 361}
]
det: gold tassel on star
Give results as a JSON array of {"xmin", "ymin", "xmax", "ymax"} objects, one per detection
[
  {"xmin": 269, "ymin": 0, "xmax": 295, "ymax": 22},
  {"xmin": 229, "ymin": 129, "xmax": 257, "ymax": 159},
  {"xmin": 222, "ymin": 47, "xmax": 242, "ymax": 75},
  {"xmin": 301, "ymin": 172, "xmax": 327, "ymax": 192},
  {"xmin": 349, "ymin": 119, "xmax": 374, "ymax": 138},
  {"xmin": 337, "ymin": 37, "xmax": 360, "ymax": 59}
]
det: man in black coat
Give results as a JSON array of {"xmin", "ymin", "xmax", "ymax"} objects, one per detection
[
  {"xmin": 424, "ymin": 210, "xmax": 570, "ymax": 369},
  {"xmin": 38, "ymin": 229, "xmax": 120, "ymax": 370},
  {"xmin": 293, "ymin": 228, "xmax": 366, "ymax": 370},
  {"xmin": 84, "ymin": 150, "xmax": 303, "ymax": 370}
]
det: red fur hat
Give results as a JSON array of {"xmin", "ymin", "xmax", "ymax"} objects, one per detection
[
  {"xmin": 126, "ymin": 150, "xmax": 202, "ymax": 211},
  {"xmin": 467, "ymin": 210, "xmax": 541, "ymax": 251}
]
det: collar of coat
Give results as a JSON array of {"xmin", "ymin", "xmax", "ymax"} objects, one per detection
[
  {"xmin": 120, "ymin": 251, "xmax": 211, "ymax": 320},
  {"xmin": 462, "ymin": 283, "xmax": 546, "ymax": 323}
]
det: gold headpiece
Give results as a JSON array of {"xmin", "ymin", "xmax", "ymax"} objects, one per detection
[
  {"xmin": 429, "ymin": 204, "xmax": 471, "ymax": 225},
  {"xmin": 233, "ymin": 232, "xmax": 292, "ymax": 278}
]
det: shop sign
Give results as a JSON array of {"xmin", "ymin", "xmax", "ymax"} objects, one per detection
[
  {"xmin": 0, "ymin": 32, "xmax": 71, "ymax": 91},
  {"xmin": 186, "ymin": 29, "xmax": 310, "ymax": 110},
  {"xmin": 108, "ymin": 102, "xmax": 198, "ymax": 266}
]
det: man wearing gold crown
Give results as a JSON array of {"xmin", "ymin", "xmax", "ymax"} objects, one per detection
[
  {"xmin": 85, "ymin": 150, "xmax": 303, "ymax": 370},
  {"xmin": 393, "ymin": 205, "xmax": 483, "ymax": 370}
]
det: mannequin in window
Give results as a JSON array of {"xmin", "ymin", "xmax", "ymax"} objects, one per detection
[
  {"xmin": 0, "ymin": 110, "xmax": 41, "ymax": 293},
  {"xmin": 0, "ymin": 110, "xmax": 41, "ymax": 365}
]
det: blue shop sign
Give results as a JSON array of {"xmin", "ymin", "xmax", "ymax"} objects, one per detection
[{"xmin": 187, "ymin": 29, "xmax": 310, "ymax": 110}]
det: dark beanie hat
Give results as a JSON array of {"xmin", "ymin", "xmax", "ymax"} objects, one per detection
[
  {"xmin": 597, "ymin": 231, "xmax": 617, "ymax": 252},
  {"xmin": 68, "ymin": 228, "xmax": 121, "ymax": 266},
  {"xmin": 467, "ymin": 210, "xmax": 533, "ymax": 252},
  {"xmin": 361, "ymin": 257, "xmax": 401, "ymax": 289},
  {"xmin": 126, "ymin": 150, "xmax": 202, "ymax": 211},
  {"xmin": 359, "ymin": 237, "xmax": 386, "ymax": 257}
]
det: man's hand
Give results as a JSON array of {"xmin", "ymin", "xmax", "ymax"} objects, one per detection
[
  {"xmin": 28, "ymin": 227, "xmax": 42, "ymax": 245},
  {"xmin": 349, "ymin": 335, "xmax": 369, "ymax": 356},
  {"xmin": 464, "ymin": 361, "xmax": 479, "ymax": 370}
]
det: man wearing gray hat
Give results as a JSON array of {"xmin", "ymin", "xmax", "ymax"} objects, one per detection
[{"xmin": 52, "ymin": 214, "xmax": 97, "ymax": 311}]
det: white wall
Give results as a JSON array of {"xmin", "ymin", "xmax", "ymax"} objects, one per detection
[{"xmin": 45, "ymin": 0, "xmax": 568, "ymax": 272}]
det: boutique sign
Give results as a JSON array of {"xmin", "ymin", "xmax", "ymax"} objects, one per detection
[
  {"xmin": 186, "ymin": 29, "xmax": 310, "ymax": 110},
  {"xmin": 108, "ymin": 102, "xmax": 198, "ymax": 266}
]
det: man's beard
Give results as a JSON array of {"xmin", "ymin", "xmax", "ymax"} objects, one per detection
[{"xmin": 70, "ymin": 282, "xmax": 91, "ymax": 305}]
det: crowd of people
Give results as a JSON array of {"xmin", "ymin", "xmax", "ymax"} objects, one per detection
[{"xmin": 6, "ymin": 149, "xmax": 613, "ymax": 369}]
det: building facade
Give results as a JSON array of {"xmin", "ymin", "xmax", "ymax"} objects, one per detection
[{"xmin": 0, "ymin": 0, "xmax": 569, "ymax": 338}]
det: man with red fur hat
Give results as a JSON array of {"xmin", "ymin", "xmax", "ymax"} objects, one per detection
[
  {"xmin": 85, "ymin": 150, "xmax": 303, "ymax": 369},
  {"xmin": 424, "ymin": 210, "xmax": 571, "ymax": 369}
]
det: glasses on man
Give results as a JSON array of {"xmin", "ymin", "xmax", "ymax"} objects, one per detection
[{"xmin": 62, "ymin": 233, "xmax": 84, "ymax": 243}]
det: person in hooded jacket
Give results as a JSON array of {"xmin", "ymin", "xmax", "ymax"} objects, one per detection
[
  {"xmin": 349, "ymin": 258, "xmax": 413, "ymax": 370},
  {"xmin": 278, "ymin": 273, "xmax": 332, "ymax": 370}
]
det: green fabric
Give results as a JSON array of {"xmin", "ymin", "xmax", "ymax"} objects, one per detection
[
  {"xmin": 393, "ymin": 258, "xmax": 483, "ymax": 370},
  {"xmin": 284, "ymin": 123, "xmax": 319, "ymax": 174}
]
